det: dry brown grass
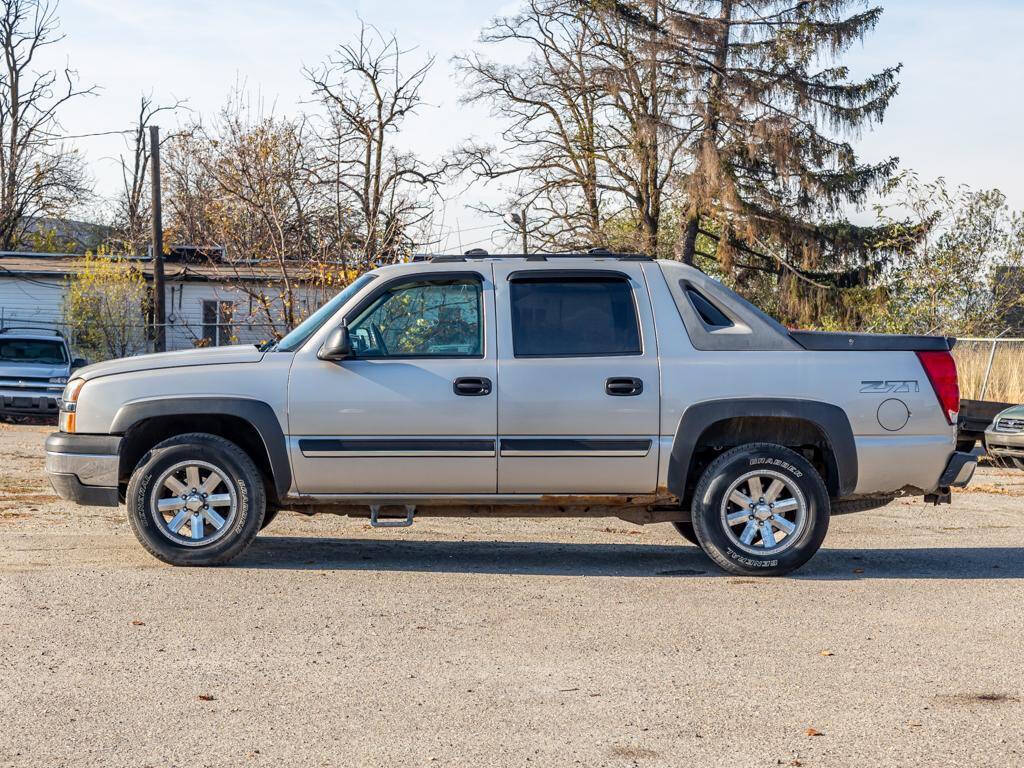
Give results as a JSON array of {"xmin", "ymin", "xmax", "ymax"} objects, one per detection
[{"xmin": 954, "ymin": 341, "xmax": 1024, "ymax": 403}]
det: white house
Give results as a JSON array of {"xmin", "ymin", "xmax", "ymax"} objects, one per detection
[{"xmin": 0, "ymin": 251, "xmax": 331, "ymax": 355}]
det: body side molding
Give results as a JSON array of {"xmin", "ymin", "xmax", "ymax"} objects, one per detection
[
  {"xmin": 110, "ymin": 397, "xmax": 291, "ymax": 498},
  {"xmin": 667, "ymin": 398, "xmax": 858, "ymax": 498}
]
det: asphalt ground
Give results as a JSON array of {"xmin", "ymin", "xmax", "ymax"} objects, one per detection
[{"xmin": 1, "ymin": 422, "xmax": 1023, "ymax": 767}]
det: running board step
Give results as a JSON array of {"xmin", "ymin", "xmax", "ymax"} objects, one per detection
[{"xmin": 369, "ymin": 504, "xmax": 416, "ymax": 528}]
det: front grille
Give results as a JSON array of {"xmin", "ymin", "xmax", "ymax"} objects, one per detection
[
  {"xmin": 0, "ymin": 376, "xmax": 62, "ymax": 391},
  {"xmin": 995, "ymin": 417, "xmax": 1024, "ymax": 433}
]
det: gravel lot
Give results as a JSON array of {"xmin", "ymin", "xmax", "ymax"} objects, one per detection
[{"xmin": 1, "ymin": 422, "xmax": 1023, "ymax": 768}]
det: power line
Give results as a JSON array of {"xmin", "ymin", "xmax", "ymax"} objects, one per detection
[{"xmin": 19, "ymin": 128, "xmax": 136, "ymax": 146}]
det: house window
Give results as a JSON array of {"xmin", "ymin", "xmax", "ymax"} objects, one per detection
[{"xmin": 201, "ymin": 300, "xmax": 234, "ymax": 346}]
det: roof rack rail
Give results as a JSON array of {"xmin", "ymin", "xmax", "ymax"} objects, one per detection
[
  {"xmin": 410, "ymin": 251, "xmax": 652, "ymax": 263},
  {"xmin": 0, "ymin": 326, "xmax": 65, "ymax": 337}
]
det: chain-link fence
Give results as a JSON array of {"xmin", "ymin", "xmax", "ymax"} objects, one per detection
[
  {"xmin": 0, "ymin": 310, "xmax": 284, "ymax": 356},
  {"xmin": 5, "ymin": 307, "xmax": 1023, "ymax": 405}
]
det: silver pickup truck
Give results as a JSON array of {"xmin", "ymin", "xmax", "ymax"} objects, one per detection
[{"xmin": 44, "ymin": 253, "xmax": 976, "ymax": 575}]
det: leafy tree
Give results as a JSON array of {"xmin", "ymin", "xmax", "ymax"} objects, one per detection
[
  {"xmin": 850, "ymin": 174, "xmax": 1024, "ymax": 336},
  {"xmin": 63, "ymin": 252, "xmax": 148, "ymax": 361}
]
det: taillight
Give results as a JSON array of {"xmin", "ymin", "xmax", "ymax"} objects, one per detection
[{"xmin": 916, "ymin": 350, "xmax": 960, "ymax": 425}]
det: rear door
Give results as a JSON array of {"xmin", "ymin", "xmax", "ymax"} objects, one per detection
[{"xmin": 492, "ymin": 263, "xmax": 661, "ymax": 493}]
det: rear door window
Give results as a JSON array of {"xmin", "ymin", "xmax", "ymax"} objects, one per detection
[{"xmin": 509, "ymin": 276, "xmax": 641, "ymax": 357}]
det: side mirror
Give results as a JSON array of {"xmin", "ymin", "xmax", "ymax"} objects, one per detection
[
  {"xmin": 71, "ymin": 357, "xmax": 88, "ymax": 370},
  {"xmin": 318, "ymin": 326, "xmax": 353, "ymax": 361}
]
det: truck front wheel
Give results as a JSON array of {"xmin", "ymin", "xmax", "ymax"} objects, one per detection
[
  {"xmin": 690, "ymin": 443, "xmax": 830, "ymax": 576},
  {"xmin": 125, "ymin": 433, "xmax": 266, "ymax": 566}
]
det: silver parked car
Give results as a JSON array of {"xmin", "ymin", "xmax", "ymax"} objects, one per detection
[
  {"xmin": 44, "ymin": 253, "xmax": 976, "ymax": 575},
  {"xmin": 0, "ymin": 328, "xmax": 85, "ymax": 420},
  {"xmin": 984, "ymin": 405, "xmax": 1024, "ymax": 469}
]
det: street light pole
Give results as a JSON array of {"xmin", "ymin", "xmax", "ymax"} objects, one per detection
[{"xmin": 520, "ymin": 207, "xmax": 528, "ymax": 255}]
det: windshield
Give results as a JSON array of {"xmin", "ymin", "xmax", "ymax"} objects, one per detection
[
  {"xmin": 275, "ymin": 273, "xmax": 377, "ymax": 352},
  {"xmin": 0, "ymin": 338, "xmax": 68, "ymax": 365}
]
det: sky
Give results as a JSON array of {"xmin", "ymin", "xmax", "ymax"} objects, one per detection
[{"xmin": 40, "ymin": 0, "xmax": 1024, "ymax": 252}]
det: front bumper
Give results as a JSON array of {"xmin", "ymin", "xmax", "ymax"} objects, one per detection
[
  {"xmin": 0, "ymin": 389, "xmax": 60, "ymax": 415},
  {"xmin": 44, "ymin": 432, "xmax": 121, "ymax": 507},
  {"xmin": 984, "ymin": 428, "xmax": 1024, "ymax": 459}
]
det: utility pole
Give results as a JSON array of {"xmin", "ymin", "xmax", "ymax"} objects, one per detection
[{"xmin": 149, "ymin": 125, "xmax": 166, "ymax": 352}]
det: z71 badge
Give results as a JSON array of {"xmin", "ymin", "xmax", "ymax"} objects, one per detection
[{"xmin": 859, "ymin": 380, "xmax": 919, "ymax": 394}]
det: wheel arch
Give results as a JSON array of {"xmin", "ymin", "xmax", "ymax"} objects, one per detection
[
  {"xmin": 112, "ymin": 397, "xmax": 291, "ymax": 502},
  {"xmin": 668, "ymin": 398, "xmax": 858, "ymax": 503}
]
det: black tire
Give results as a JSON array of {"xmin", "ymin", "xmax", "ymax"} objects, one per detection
[
  {"xmin": 691, "ymin": 443, "xmax": 830, "ymax": 576},
  {"xmin": 671, "ymin": 521, "xmax": 701, "ymax": 547},
  {"xmin": 126, "ymin": 432, "xmax": 266, "ymax": 566},
  {"xmin": 260, "ymin": 508, "xmax": 280, "ymax": 530}
]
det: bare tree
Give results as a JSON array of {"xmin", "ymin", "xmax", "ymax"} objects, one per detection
[
  {"xmin": 111, "ymin": 93, "xmax": 187, "ymax": 255},
  {"xmin": 164, "ymin": 93, "xmax": 344, "ymax": 338},
  {"xmin": 455, "ymin": 0, "xmax": 608, "ymax": 250},
  {"xmin": 305, "ymin": 23, "xmax": 447, "ymax": 266},
  {"xmin": 454, "ymin": 0, "xmax": 691, "ymax": 255},
  {"xmin": 0, "ymin": 0, "xmax": 94, "ymax": 250}
]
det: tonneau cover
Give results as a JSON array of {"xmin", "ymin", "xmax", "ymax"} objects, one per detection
[{"xmin": 789, "ymin": 330, "xmax": 955, "ymax": 352}]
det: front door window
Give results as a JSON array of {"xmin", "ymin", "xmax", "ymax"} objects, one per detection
[{"xmin": 348, "ymin": 278, "xmax": 483, "ymax": 358}]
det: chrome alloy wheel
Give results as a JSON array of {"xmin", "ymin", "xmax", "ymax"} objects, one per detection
[
  {"xmin": 150, "ymin": 460, "xmax": 238, "ymax": 547},
  {"xmin": 720, "ymin": 469, "xmax": 807, "ymax": 556}
]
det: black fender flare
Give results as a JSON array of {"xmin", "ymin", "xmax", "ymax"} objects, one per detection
[
  {"xmin": 667, "ymin": 398, "xmax": 858, "ymax": 498},
  {"xmin": 111, "ymin": 397, "xmax": 291, "ymax": 499}
]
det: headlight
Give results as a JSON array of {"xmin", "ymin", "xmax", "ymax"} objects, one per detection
[
  {"xmin": 49, "ymin": 376, "xmax": 68, "ymax": 385},
  {"xmin": 59, "ymin": 378, "xmax": 85, "ymax": 433}
]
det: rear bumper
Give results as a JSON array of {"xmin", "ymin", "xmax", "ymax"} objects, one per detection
[
  {"xmin": 938, "ymin": 451, "xmax": 977, "ymax": 488},
  {"xmin": 44, "ymin": 432, "xmax": 121, "ymax": 507}
]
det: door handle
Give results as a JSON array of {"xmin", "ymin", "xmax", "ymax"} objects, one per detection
[
  {"xmin": 605, "ymin": 377, "xmax": 643, "ymax": 396},
  {"xmin": 453, "ymin": 377, "xmax": 492, "ymax": 396}
]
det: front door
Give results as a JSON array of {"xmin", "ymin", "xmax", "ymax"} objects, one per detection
[
  {"xmin": 287, "ymin": 267, "xmax": 497, "ymax": 494},
  {"xmin": 492, "ymin": 263, "xmax": 661, "ymax": 494}
]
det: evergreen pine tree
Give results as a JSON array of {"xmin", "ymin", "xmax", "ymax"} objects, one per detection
[{"xmin": 606, "ymin": 0, "xmax": 903, "ymax": 323}]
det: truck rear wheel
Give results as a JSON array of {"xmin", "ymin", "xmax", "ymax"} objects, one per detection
[
  {"xmin": 690, "ymin": 443, "xmax": 830, "ymax": 576},
  {"xmin": 125, "ymin": 433, "xmax": 266, "ymax": 566}
]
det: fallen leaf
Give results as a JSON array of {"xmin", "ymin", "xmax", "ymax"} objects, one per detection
[
  {"xmin": 198, "ymin": 694, "xmax": 215, "ymax": 701},
  {"xmin": 820, "ymin": 650, "xmax": 834, "ymax": 657},
  {"xmin": 805, "ymin": 727, "xmax": 823, "ymax": 737},
  {"xmin": 790, "ymin": 760, "xmax": 803, "ymax": 767},
  {"xmin": 130, "ymin": 619, "xmax": 145, "ymax": 626}
]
